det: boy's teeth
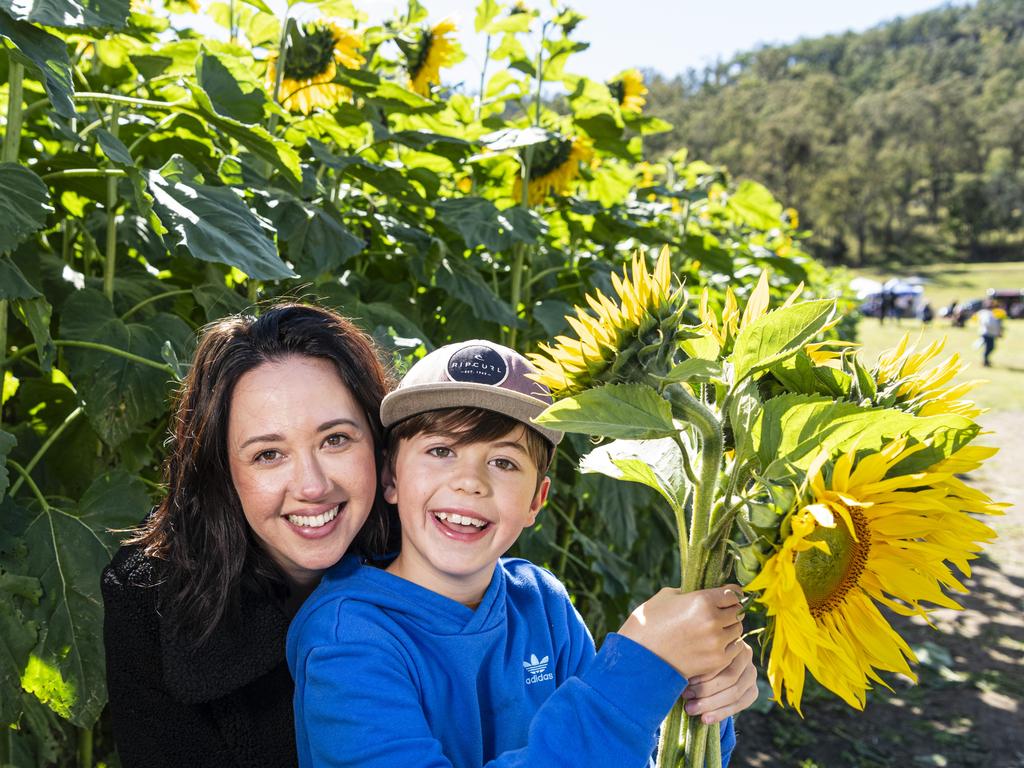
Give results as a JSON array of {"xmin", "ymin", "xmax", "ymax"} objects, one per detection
[
  {"xmin": 434, "ymin": 512, "xmax": 486, "ymax": 528},
  {"xmin": 288, "ymin": 504, "xmax": 340, "ymax": 528}
]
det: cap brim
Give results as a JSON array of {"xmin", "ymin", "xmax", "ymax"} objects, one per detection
[{"xmin": 381, "ymin": 383, "xmax": 563, "ymax": 445}]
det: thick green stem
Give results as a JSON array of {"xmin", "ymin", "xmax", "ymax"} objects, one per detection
[
  {"xmin": 7, "ymin": 460, "xmax": 50, "ymax": 511},
  {"xmin": 77, "ymin": 724, "xmax": 93, "ymax": 768},
  {"xmin": 104, "ymin": 103, "xmax": 121, "ymax": 301},
  {"xmin": 656, "ymin": 696, "xmax": 684, "ymax": 768},
  {"xmin": 42, "ymin": 168, "xmax": 127, "ymax": 181},
  {"xmin": 686, "ymin": 721, "xmax": 710, "ymax": 767},
  {"xmin": 0, "ymin": 340, "xmax": 172, "ymax": 373},
  {"xmin": 74, "ymin": 92, "xmax": 181, "ymax": 109},
  {"xmin": 0, "ymin": 299, "xmax": 7, "ymax": 429},
  {"xmin": 475, "ymin": 34, "xmax": 491, "ymax": 122},
  {"xmin": 3, "ymin": 61, "xmax": 25, "ymax": 162},
  {"xmin": 9, "ymin": 407, "xmax": 83, "ymax": 497},
  {"xmin": 507, "ymin": 243, "xmax": 526, "ymax": 348}
]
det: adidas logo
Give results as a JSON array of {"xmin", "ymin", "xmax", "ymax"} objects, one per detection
[{"xmin": 523, "ymin": 653, "xmax": 553, "ymax": 685}]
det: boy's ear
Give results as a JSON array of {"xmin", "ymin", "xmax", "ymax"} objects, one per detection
[
  {"xmin": 526, "ymin": 476, "xmax": 551, "ymax": 526},
  {"xmin": 381, "ymin": 459, "xmax": 398, "ymax": 505}
]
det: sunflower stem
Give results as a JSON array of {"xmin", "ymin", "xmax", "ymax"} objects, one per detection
[
  {"xmin": 104, "ymin": 103, "xmax": 121, "ymax": 302},
  {"xmin": 3, "ymin": 61, "xmax": 25, "ymax": 163},
  {"xmin": 121, "ymin": 288, "xmax": 194, "ymax": 321},
  {"xmin": 655, "ymin": 695, "xmax": 684, "ymax": 768},
  {"xmin": 8, "ymin": 407, "xmax": 83, "ymax": 498},
  {"xmin": 475, "ymin": 33, "xmax": 491, "ymax": 122},
  {"xmin": 7, "ymin": 460, "xmax": 51, "ymax": 511}
]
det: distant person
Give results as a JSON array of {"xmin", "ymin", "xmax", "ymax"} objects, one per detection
[
  {"xmin": 976, "ymin": 299, "xmax": 1003, "ymax": 367},
  {"xmin": 919, "ymin": 302, "xmax": 934, "ymax": 326},
  {"xmin": 879, "ymin": 290, "xmax": 894, "ymax": 325}
]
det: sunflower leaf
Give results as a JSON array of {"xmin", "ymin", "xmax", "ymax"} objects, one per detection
[
  {"xmin": 535, "ymin": 383, "xmax": 677, "ymax": 440},
  {"xmin": 731, "ymin": 300, "xmax": 836, "ymax": 383},
  {"xmin": 0, "ymin": 14, "xmax": 75, "ymax": 118},
  {"xmin": 0, "ymin": 164, "xmax": 54, "ymax": 254},
  {"xmin": 580, "ymin": 437, "xmax": 689, "ymax": 516},
  {"xmin": 0, "ymin": 0, "xmax": 129, "ymax": 29}
]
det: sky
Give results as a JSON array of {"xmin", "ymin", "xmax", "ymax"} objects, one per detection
[{"xmin": 348, "ymin": 0, "xmax": 971, "ymax": 84}]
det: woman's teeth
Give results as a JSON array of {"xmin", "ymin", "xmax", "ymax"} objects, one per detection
[
  {"xmin": 434, "ymin": 511, "xmax": 487, "ymax": 528},
  {"xmin": 288, "ymin": 505, "xmax": 340, "ymax": 528}
]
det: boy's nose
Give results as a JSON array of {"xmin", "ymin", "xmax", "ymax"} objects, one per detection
[{"xmin": 449, "ymin": 463, "xmax": 487, "ymax": 495}]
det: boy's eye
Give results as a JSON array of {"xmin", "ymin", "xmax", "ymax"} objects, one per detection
[
  {"xmin": 427, "ymin": 446, "xmax": 453, "ymax": 459},
  {"xmin": 491, "ymin": 457, "xmax": 518, "ymax": 471}
]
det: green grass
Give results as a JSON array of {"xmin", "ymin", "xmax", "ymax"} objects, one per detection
[{"xmin": 851, "ymin": 262, "xmax": 1024, "ymax": 412}]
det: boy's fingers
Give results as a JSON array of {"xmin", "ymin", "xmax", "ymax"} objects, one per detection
[{"xmin": 716, "ymin": 584, "xmax": 744, "ymax": 607}]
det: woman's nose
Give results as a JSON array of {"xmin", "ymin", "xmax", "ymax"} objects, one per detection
[{"xmin": 295, "ymin": 453, "xmax": 331, "ymax": 500}]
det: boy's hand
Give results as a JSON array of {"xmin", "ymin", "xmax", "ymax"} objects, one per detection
[
  {"xmin": 617, "ymin": 585, "xmax": 744, "ymax": 681},
  {"xmin": 681, "ymin": 641, "xmax": 758, "ymax": 724}
]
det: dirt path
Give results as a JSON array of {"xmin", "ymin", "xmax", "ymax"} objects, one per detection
[{"xmin": 737, "ymin": 411, "xmax": 1024, "ymax": 768}]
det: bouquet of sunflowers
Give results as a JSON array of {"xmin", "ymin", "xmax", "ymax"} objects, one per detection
[{"xmin": 530, "ymin": 248, "xmax": 1003, "ymax": 768}]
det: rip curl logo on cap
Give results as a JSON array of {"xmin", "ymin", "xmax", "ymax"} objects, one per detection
[{"xmin": 446, "ymin": 345, "xmax": 509, "ymax": 386}]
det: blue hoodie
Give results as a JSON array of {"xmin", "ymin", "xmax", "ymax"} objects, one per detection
[{"xmin": 288, "ymin": 555, "xmax": 735, "ymax": 768}]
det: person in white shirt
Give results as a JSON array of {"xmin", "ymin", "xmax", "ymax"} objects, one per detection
[{"xmin": 976, "ymin": 299, "xmax": 1003, "ymax": 367}]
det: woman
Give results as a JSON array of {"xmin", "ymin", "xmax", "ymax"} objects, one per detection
[
  {"xmin": 103, "ymin": 302, "xmax": 757, "ymax": 768},
  {"xmin": 102, "ymin": 303, "xmax": 396, "ymax": 767}
]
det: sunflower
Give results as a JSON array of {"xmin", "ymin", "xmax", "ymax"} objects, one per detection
[
  {"xmin": 513, "ymin": 134, "xmax": 594, "ymax": 206},
  {"xmin": 698, "ymin": 272, "xmax": 802, "ymax": 352},
  {"xmin": 407, "ymin": 19, "xmax": 462, "ymax": 96},
  {"xmin": 873, "ymin": 333, "xmax": 983, "ymax": 419},
  {"xmin": 528, "ymin": 248, "xmax": 687, "ymax": 396},
  {"xmin": 608, "ymin": 69, "xmax": 648, "ymax": 113},
  {"xmin": 747, "ymin": 437, "xmax": 1001, "ymax": 713},
  {"xmin": 266, "ymin": 21, "xmax": 364, "ymax": 115}
]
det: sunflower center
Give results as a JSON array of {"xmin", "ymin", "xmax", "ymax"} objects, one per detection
[
  {"xmin": 608, "ymin": 80, "xmax": 625, "ymax": 105},
  {"xmin": 283, "ymin": 25, "xmax": 338, "ymax": 81},
  {"xmin": 794, "ymin": 506, "xmax": 871, "ymax": 619},
  {"xmin": 529, "ymin": 138, "xmax": 574, "ymax": 179}
]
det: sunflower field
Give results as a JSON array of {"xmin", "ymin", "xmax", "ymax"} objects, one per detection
[{"xmin": 0, "ymin": 0, "xmax": 995, "ymax": 765}]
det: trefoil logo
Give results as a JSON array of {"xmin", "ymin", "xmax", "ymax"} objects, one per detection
[{"xmin": 523, "ymin": 653, "xmax": 553, "ymax": 685}]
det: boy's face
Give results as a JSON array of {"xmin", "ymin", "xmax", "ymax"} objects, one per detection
[{"xmin": 382, "ymin": 425, "xmax": 550, "ymax": 605}]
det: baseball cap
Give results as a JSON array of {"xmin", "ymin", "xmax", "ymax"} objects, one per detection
[{"xmin": 380, "ymin": 340, "xmax": 563, "ymax": 446}]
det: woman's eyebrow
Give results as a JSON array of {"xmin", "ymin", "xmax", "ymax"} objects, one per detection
[
  {"xmin": 318, "ymin": 418, "xmax": 362, "ymax": 433},
  {"xmin": 238, "ymin": 419, "xmax": 362, "ymax": 450},
  {"xmin": 239, "ymin": 433, "xmax": 282, "ymax": 450}
]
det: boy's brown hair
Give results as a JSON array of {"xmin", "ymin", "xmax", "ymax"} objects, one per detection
[{"xmin": 386, "ymin": 407, "xmax": 553, "ymax": 492}]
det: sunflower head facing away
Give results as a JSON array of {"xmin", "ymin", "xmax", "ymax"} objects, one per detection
[
  {"xmin": 747, "ymin": 438, "xmax": 1001, "ymax": 713},
  {"xmin": 528, "ymin": 247, "xmax": 690, "ymax": 396},
  {"xmin": 267, "ymin": 21, "xmax": 364, "ymax": 114},
  {"xmin": 698, "ymin": 271, "xmax": 802, "ymax": 353},
  {"xmin": 407, "ymin": 19, "xmax": 462, "ymax": 96},
  {"xmin": 514, "ymin": 134, "xmax": 594, "ymax": 206},
  {"xmin": 608, "ymin": 69, "xmax": 648, "ymax": 113},
  {"xmin": 871, "ymin": 333, "xmax": 983, "ymax": 419}
]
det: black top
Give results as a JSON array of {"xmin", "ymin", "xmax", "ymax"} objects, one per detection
[{"xmin": 101, "ymin": 545, "xmax": 298, "ymax": 768}]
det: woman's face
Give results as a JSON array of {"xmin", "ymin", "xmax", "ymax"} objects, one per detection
[{"xmin": 227, "ymin": 356, "xmax": 378, "ymax": 589}]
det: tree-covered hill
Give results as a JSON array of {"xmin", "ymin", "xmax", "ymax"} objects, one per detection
[{"xmin": 645, "ymin": 0, "xmax": 1024, "ymax": 266}]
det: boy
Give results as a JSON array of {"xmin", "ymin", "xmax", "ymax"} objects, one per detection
[{"xmin": 288, "ymin": 340, "xmax": 749, "ymax": 767}]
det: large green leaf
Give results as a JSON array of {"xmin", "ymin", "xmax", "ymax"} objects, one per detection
[
  {"xmin": 196, "ymin": 50, "xmax": 267, "ymax": 125},
  {"xmin": 147, "ymin": 160, "xmax": 294, "ymax": 281},
  {"xmin": 76, "ymin": 469, "xmax": 151, "ymax": 541},
  {"xmin": 0, "ymin": 257, "xmax": 41, "ymax": 299},
  {"xmin": 186, "ymin": 84, "xmax": 301, "ymax": 187},
  {"xmin": 0, "ymin": 429, "xmax": 15, "ymax": 502},
  {"xmin": 59, "ymin": 289, "xmax": 175, "ymax": 447},
  {"xmin": 20, "ymin": 499, "xmax": 116, "ymax": 726},
  {"xmin": 435, "ymin": 256, "xmax": 518, "ymax": 327},
  {"xmin": 0, "ymin": 0, "xmax": 129, "ymax": 29},
  {"xmin": 12, "ymin": 296, "xmax": 55, "ymax": 372},
  {"xmin": 755, "ymin": 394, "xmax": 980, "ymax": 475},
  {"xmin": 535, "ymin": 383, "xmax": 677, "ymax": 440},
  {"xmin": 724, "ymin": 180, "xmax": 783, "ymax": 230},
  {"xmin": 730, "ymin": 300, "xmax": 836, "ymax": 383},
  {"xmin": 0, "ymin": 596, "xmax": 37, "ymax": 726},
  {"xmin": 0, "ymin": 14, "xmax": 74, "ymax": 118},
  {"xmin": 580, "ymin": 437, "xmax": 689, "ymax": 516},
  {"xmin": 434, "ymin": 197, "xmax": 542, "ymax": 251},
  {"xmin": 0, "ymin": 164, "xmax": 53, "ymax": 254}
]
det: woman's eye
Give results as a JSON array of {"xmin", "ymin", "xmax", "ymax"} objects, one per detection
[
  {"xmin": 428, "ymin": 446, "xmax": 453, "ymax": 458},
  {"xmin": 324, "ymin": 433, "xmax": 350, "ymax": 448},
  {"xmin": 255, "ymin": 449, "xmax": 280, "ymax": 463}
]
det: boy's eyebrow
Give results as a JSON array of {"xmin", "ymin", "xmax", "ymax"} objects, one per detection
[
  {"xmin": 491, "ymin": 440, "xmax": 529, "ymax": 454},
  {"xmin": 238, "ymin": 418, "xmax": 362, "ymax": 450}
]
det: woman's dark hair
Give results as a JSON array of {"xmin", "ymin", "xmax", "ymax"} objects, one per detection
[{"xmin": 130, "ymin": 302, "xmax": 396, "ymax": 646}]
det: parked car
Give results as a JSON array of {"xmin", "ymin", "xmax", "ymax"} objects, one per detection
[{"xmin": 986, "ymin": 289, "xmax": 1024, "ymax": 319}]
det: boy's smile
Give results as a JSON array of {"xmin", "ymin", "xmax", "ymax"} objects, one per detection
[{"xmin": 383, "ymin": 426, "xmax": 550, "ymax": 606}]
